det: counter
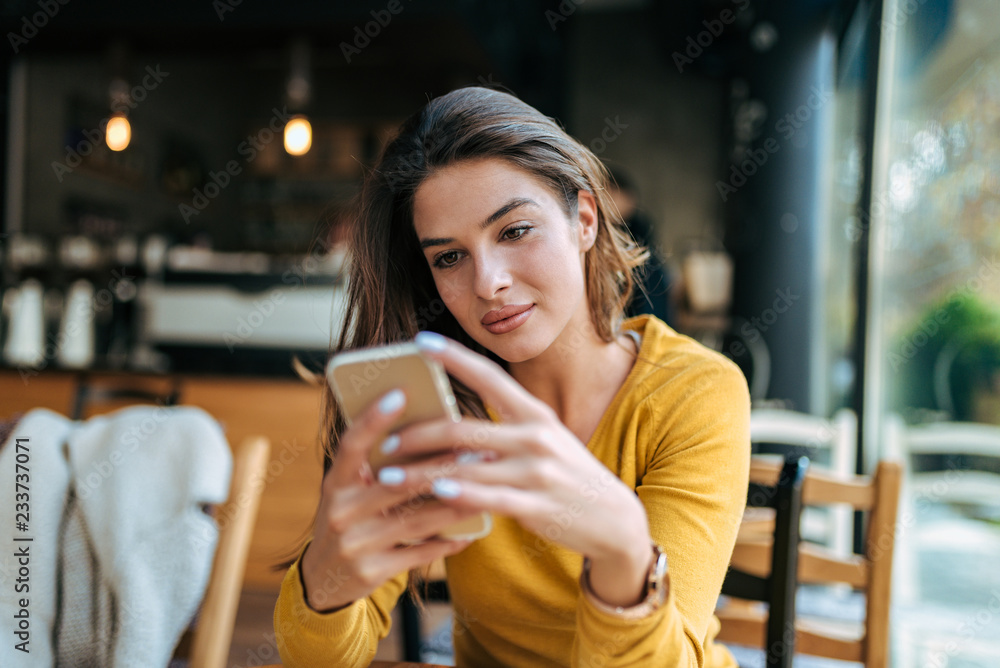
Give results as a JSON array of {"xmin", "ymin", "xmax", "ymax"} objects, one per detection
[{"xmin": 0, "ymin": 367, "xmax": 326, "ymax": 590}]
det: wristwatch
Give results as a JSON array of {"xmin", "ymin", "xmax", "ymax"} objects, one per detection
[{"xmin": 580, "ymin": 542, "xmax": 669, "ymax": 619}]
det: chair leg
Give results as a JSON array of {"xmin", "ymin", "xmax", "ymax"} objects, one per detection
[{"xmin": 400, "ymin": 592, "xmax": 423, "ymax": 661}]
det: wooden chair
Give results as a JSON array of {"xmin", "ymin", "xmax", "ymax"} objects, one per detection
[
  {"xmin": 70, "ymin": 371, "xmax": 183, "ymax": 419},
  {"xmin": 883, "ymin": 414, "xmax": 1000, "ymax": 510},
  {"xmin": 65, "ymin": 377, "xmax": 269, "ymax": 667},
  {"xmin": 172, "ymin": 435, "xmax": 271, "ymax": 668},
  {"xmin": 883, "ymin": 414, "xmax": 1000, "ymax": 612},
  {"xmin": 750, "ymin": 408, "xmax": 857, "ymax": 556},
  {"xmin": 717, "ymin": 454, "xmax": 902, "ymax": 668},
  {"xmin": 720, "ymin": 455, "xmax": 809, "ymax": 668}
]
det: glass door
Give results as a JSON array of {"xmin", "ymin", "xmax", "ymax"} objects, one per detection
[{"xmin": 865, "ymin": 0, "xmax": 1000, "ymax": 664}]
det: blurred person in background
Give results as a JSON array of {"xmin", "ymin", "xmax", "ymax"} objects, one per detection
[{"xmin": 607, "ymin": 166, "xmax": 674, "ymax": 328}]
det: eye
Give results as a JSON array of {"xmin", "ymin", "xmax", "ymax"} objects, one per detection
[
  {"xmin": 502, "ymin": 224, "xmax": 532, "ymax": 241},
  {"xmin": 432, "ymin": 250, "xmax": 462, "ymax": 268}
]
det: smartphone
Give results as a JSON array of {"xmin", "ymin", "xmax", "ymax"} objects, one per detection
[{"xmin": 326, "ymin": 341, "xmax": 492, "ymax": 542}]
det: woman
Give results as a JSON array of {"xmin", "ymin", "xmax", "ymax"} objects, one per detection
[{"xmin": 274, "ymin": 86, "xmax": 750, "ymax": 667}]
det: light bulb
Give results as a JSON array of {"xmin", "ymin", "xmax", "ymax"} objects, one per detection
[
  {"xmin": 284, "ymin": 115, "xmax": 312, "ymax": 156},
  {"xmin": 106, "ymin": 114, "xmax": 131, "ymax": 151}
]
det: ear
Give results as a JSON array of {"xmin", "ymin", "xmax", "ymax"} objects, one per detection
[{"xmin": 575, "ymin": 190, "xmax": 599, "ymax": 252}]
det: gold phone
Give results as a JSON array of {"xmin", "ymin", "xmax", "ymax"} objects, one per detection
[{"xmin": 326, "ymin": 342, "xmax": 492, "ymax": 541}]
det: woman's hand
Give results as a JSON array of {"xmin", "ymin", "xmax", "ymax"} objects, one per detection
[
  {"xmin": 377, "ymin": 331, "xmax": 654, "ymax": 606},
  {"xmin": 299, "ymin": 387, "xmax": 484, "ymax": 613}
]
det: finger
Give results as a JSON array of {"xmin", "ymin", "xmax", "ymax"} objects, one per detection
[
  {"xmin": 414, "ymin": 332, "xmax": 548, "ymax": 423},
  {"xmin": 343, "ymin": 500, "xmax": 485, "ymax": 555},
  {"xmin": 391, "ymin": 417, "xmax": 515, "ymax": 461},
  {"xmin": 329, "ymin": 388, "xmax": 407, "ymax": 489},
  {"xmin": 369, "ymin": 537, "xmax": 472, "ymax": 584},
  {"xmin": 377, "ymin": 452, "xmax": 538, "ymax": 496},
  {"xmin": 425, "ymin": 476, "xmax": 542, "ymax": 518},
  {"xmin": 326, "ymin": 475, "xmax": 437, "ymax": 530}
]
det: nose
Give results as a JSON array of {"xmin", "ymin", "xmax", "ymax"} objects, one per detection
[{"xmin": 472, "ymin": 251, "xmax": 512, "ymax": 300}]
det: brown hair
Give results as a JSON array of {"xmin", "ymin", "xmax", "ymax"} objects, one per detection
[{"xmin": 288, "ymin": 86, "xmax": 648, "ymax": 603}]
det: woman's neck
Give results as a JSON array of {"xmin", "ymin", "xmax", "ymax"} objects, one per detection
[{"xmin": 507, "ymin": 319, "xmax": 638, "ymax": 442}]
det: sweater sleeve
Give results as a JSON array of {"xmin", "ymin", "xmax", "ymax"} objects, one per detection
[
  {"xmin": 273, "ymin": 543, "xmax": 409, "ymax": 667},
  {"xmin": 571, "ymin": 355, "xmax": 750, "ymax": 668}
]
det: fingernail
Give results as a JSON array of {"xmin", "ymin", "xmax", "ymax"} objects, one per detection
[
  {"xmin": 378, "ymin": 389, "xmax": 405, "ymax": 414},
  {"xmin": 415, "ymin": 331, "xmax": 448, "ymax": 352},
  {"xmin": 378, "ymin": 467, "xmax": 405, "ymax": 486},
  {"xmin": 432, "ymin": 478, "xmax": 461, "ymax": 498},
  {"xmin": 380, "ymin": 434, "xmax": 400, "ymax": 455},
  {"xmin": 456, "ymin": 451, "xmax": 484, "ymax": 465}
]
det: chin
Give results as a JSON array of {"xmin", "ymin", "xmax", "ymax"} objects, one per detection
[{"xmin": 488, "ymin": 333, "xmax": 557, "ymax": 365}]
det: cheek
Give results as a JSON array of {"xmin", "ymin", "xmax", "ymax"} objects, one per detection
[
  {"xmin": 527, "ymin": 235, "xmax": 582, "ymax": 282},
  {"xmin": 431, "ymin": 270, "xmax": 469, "ymax": 315}
]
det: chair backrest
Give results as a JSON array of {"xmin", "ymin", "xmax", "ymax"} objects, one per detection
[
  {"xmin": 750, "ymin": 408, "xmax": 856, "ymax": 475},
  {"xmin": 885, "ymin": 415, "xmax": 1000, "ymax": 459},
  {"xmin": 717, "ymin": 455, "xmax": 902, "ymax": 668},
  {"xmin": 173, "ymin": 435, "xmax": 271, "ymax": 668},
  {"xmin": 59, "ymin": 379, "xmax": 266, "ymax": 667},
  {"xmin": 720, "ymin": 455, "xmax": 809, "ymax": 668},
  {"xmin": 70, "ymin": 372, "xmax": 183, "ymax": 419},
  {"xmin": 750, "ymin": 408, "xmax": 857, "ymax": 556},
  {"xmin": 884, "ymin": 415, "xmax": 1000, "ymax": 504}
]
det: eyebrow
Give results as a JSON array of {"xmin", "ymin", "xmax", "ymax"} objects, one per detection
[{"xmin": 418, "ymin": 197, "xmax": 538, "ymax": 250}]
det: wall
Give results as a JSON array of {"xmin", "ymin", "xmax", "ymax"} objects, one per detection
[
  {"xmin": 24, "ymin": 54, "xmax": 247, "ymax": 246},
  {"xmin": 567, "ymin": 10, "xmax": 728, "ymax": 268}
]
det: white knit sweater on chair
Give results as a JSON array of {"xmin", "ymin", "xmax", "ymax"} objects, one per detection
[{"xmin": 0, "ymin": 405, "xmax": 232, "ymax": 667}]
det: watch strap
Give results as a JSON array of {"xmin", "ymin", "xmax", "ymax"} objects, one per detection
[{"xmin": 579, "ymin": 541, "xmax": 669, "ymax": 619}]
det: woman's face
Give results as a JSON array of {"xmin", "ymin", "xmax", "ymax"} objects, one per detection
[{"xmin": 412, "ymin": 157, "xmax": 598, "ymax": 363}]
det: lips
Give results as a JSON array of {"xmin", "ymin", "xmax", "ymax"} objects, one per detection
[
  {"xmin": 481, "ymin": 304, "xmax": 535, "ymax": 335},
  {"xmin": 481, "ymin": 303, "xmax": 533, "ymax": 325}
]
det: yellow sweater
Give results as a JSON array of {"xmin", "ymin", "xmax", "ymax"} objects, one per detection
[{"xmin": 274, "ymin": 315, "xmax": 750, "ymax": 667}]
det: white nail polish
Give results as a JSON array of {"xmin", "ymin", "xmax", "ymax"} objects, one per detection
[
  {"xmin": 378, "ymin": 389, "xmax": 405, "ymax": 414},
  {"xmin": 456, "ymin": 451, "xmax": 484, "ymax": 465},
  {"xmin": 415, "ymin": 331, "xmax": 448, "ymax": 352},
  {"xmin": 432, "ymin": 478, "xmax": 461, "ymax": 498},
  {"xmin": 378, "ymin": 467, "xmax": 405, "ymax": 486},
  {"xmin": 381, "ymin": 434, "xmax": 400, "ymax": 454}
]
